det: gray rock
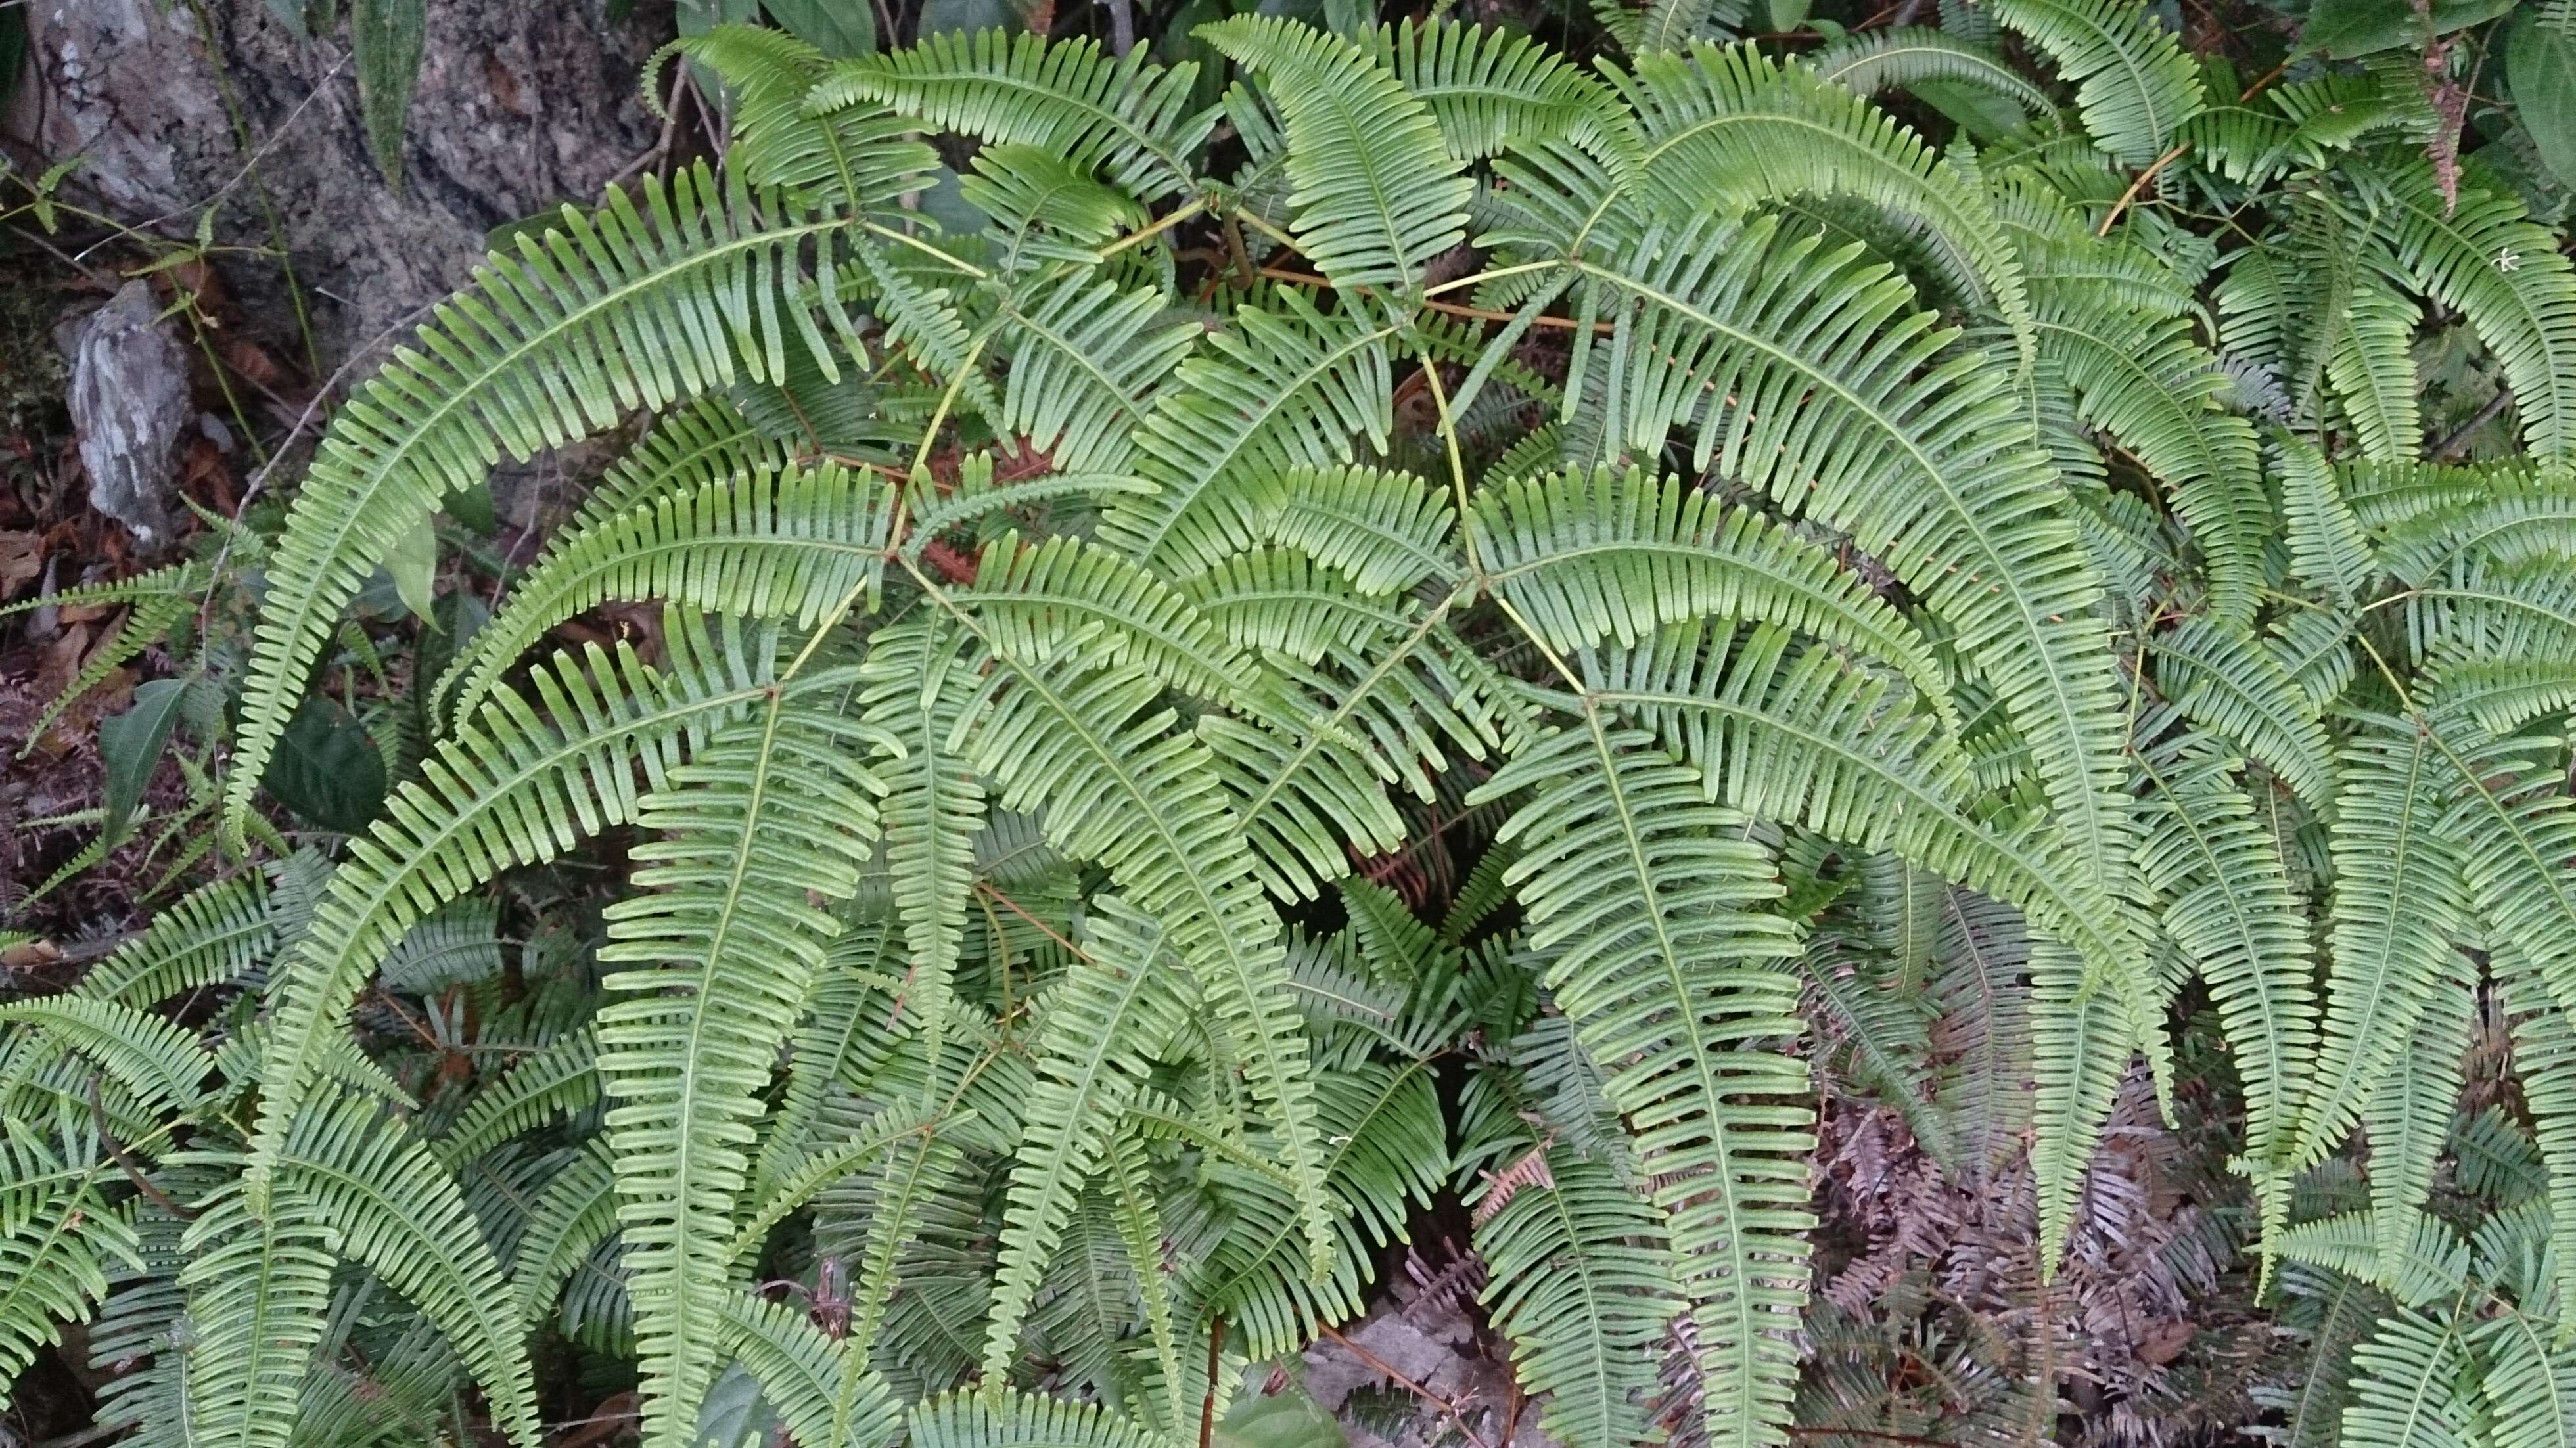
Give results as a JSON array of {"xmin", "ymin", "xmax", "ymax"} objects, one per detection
[{"xmin": 62, "ymin": 279, "xmax": 190, "ymax": 547}]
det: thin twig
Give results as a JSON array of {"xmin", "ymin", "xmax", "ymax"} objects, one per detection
[
  {"xmin": 2431, "ymin": 384, "xmax": 2514, "ymax": 459},
  {"xmin": 2096, "ymin": 143, "xmax": 2191, "ymax": 237},
  {"xmin": 975, "ymin": 880, "xmax": 1093, "ymax": 962},
  {"xmin": 609, "ymin": 62, "xmax": 695, "ymax": 190}
]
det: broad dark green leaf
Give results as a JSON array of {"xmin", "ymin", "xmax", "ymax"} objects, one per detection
[
  {"xmin": 99, "ymin": 677, "xmax": 187, "ymax": 853},
  {"xmin": 762, "ymin": 0, "xmax": 877, "ymax": 54},
  {"xmin": 2512, "ymin": 7, "xmax": 2576, "ymax": 189},
  {"xmin": 2303, "ymin": 0, "xmax": 2514, "ymax": 56},
  {"xmin": 352, "ymin": 0, "xmax": 426, "ymax": 183},
  {"xmin": 1215, "ymin": 1375, "xmax": 1346, "ymax": 1448},
  {"xmin": 389, "ymin": 514, "xmax": 437, "ymax": 623},
  {"xmin": 264, "ymin": 697, "xmax": 388, "ymax": 834}
]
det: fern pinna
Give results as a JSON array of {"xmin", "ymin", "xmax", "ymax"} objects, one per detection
[{"xmin": 10, "ymin": 4, "xmax": 2576, "ymax": 1445}]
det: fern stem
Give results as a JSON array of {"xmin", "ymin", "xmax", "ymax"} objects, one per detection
[
  {"xmin": 1417, "ymin": 346, "xmax": 1585, "ymax": 692},
  {"xmin": 1093, "ymin": 198, "xmax": 1206, "ymax": 260},
  {"xmin": 862, "ymin": 220, "xmax": 990, "ymax": 280},
  {"xmin": 909, "ymin": 332, "xmax": 996, "ymax": 479}
]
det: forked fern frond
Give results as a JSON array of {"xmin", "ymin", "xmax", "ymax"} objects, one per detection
[
  {"xmin": 595, "ymin": 694, "xmax": 885, "ymax": 1448},
  {"xmin": 1476, "ymin": 720, "xmax": 1808, "ymax": 1448}
]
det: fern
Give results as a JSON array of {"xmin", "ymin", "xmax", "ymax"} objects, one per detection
[
  {"xmin": 1988, "ymin": 0, "xmax": 2205, "ymax": 165},
  {"xmin": 38, "ymin": 14, "xmax": 2576, "ymax": 1448},
  {"xmin": 1203, "ymin": 18, "xmax": 1475, "ymax": 298}
]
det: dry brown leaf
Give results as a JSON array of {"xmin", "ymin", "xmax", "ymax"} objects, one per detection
[{"xmin": 0, "ymin": 532, "xmax": 39, "ymax": 597}]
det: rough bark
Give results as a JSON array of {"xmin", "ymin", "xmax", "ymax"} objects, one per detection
[{"xmin": 7, "ymin": 0, "xmax": 671, "ymax": 363}]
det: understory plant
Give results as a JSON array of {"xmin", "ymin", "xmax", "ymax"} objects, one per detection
[{"xmin": 10, "ymin": 3, "xmax": 2576, "ymax": 1444}]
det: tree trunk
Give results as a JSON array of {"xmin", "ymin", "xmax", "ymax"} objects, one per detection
[{"xmin": 6, "ymin": 0, "xmax": 672, "ymax": 364}]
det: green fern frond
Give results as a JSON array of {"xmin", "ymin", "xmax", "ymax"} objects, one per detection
[
  {"xmin": 2272, "ymin": 1210, "xmax": 2470, "ymax": 1308},
  {"xmin": 2131, "ymin": 730, "xmax": 2319, "ymax": 1173},
  {"xmin": 441, "ymin": 462, "xmax": 896, "ymax": 719},
  {"xmin": 15, "ymin": 591, "xmax": 196, "ymax": 758},
  {"xmin": 961, "ymin": 532, "xmax": 1258, "ymax": 704},
  {"xmin": 246, "ymin": 625, "xmax": 835, "ymax": 1211},
  {"xmin": 2291, "ymin": 712, "xmax": 2468, "ymax": 1173},
  {"xmin": 1230, "ymin": 463, "xmax": 1458, "ymax": 595},
  {"xmin": 2502, "ymin": 987, "xmax": 2576, "ymax": 1335},
  {"xmin": 0, "ymin": 998, "xmax": 212, "ymax": 1119},
  {"xmin": 982, "ymin": 897, "xmax": 1193, "ymax": 1382},
  {"xmin": 1469, "ymin": 466, "xmax": 1955, "ymax": 726},
  {"xmin": 1477, "ymin": 720, "xmax": 1808, "ymax": 1448},
  {"xmin": 992, "ymin": 273, "xmax": 1198, "ymax": 473},
  {"xmin": 1101, "ymin": 290, "xmax": 1396, "ymax": 571},
  {"xmin": 509, "ymin": 1136, "xmax": 618, "ymax": 1324},
  {"xmin": 1473, "ymin": 1151, "xmax": 1679, "ymax": 1448},
  {"xmin": 595, "ymin": 694, "xmax": 885, "ymax": 1448},
  {"xmin": 176, "ymin": 1183, "xmax": 337, "ymax": 1448},
  {"xmin": 2032, "ymin": 292, "xmax": 2265, "ymax": 624},
  {"xmin": 1204, "ymin": 613, "xmax": 1502, "ymax": 900},
  {"xmin": 274, "ymin": 1092, "xmax": 541, "ymax": 1447},
  {"xmin": 2341, "ymin": 1308, "xmax": 2477, "ymax": 1448},
  {"xmin": 856, "ymin": 625, "xmax": 988, "ymax": 1045},
  {"xmin": 912, "ymin": 1386, "xmax": 1179, "ymax": 1448},
  {"xmin": 1611, "ymin": 44, "xmax": 2035, "ymax": 346},
  {"xmin": 2418, "ymin": 698, "xmax": 2576, "ymax": 1111},
  {"xmin": 2362, "ymin": 968, "xmax": 2475, "ymax": 1274},
  {"xmin": 1595, "ymin": 0, "xmax": 1750, "ymax": 60},
  {"xmin": 942, "ymin": 606, "xmax": 1338, "ymax": 1280},
  {"xmin": 1586, "ymin": 620, "xmax": 2141, "ymax": 1021},
  {"xmin": 963, "ymin": 145, "xmax": 1149, "ymax": 258},
  {"xmin": 68, "ymin": 872, "xmax": 271, "ymax": 1008},
  {"xmin": 2026, "ymin": 938, "xmax": 2132, "ymax": 1271},
  {"xmin": 681, "ymin": 25, "xmax": 940, "ymax": 213},
  {"xmin": 432, "ymin": 1026, "xmax": 600, "ymax": 1167},
  {"xmin": 718, "ymin": 1292, "xmax": 904, "ymax": 1448},
  {"xmin": 2273, "ymin": 435, "xmax": 2381, "ymax": 609},
  {"xmin": 811, "ymin": 31, "xmax": 1218, "ymax": 203},
  {"xmin": 2354, "ymin": 156, "xmax": 2576, "ymax": 459},
  {"xmin": 1197, "ymin": 1060, "xmax": 1448, "ymax": 1355},
  {"xmin": 1483, "ymin": 184, "xmax": 2133, "ymax": 922},
  {"xmin": 2326, "ymin": 277, "xmax": 2423, "ymax": 464},
  {"xmin": 1988, "ymin": 0, "xmax": 2205, "ymax": 166},
  {"xmin": 1360, "ymin": 19, "xmax": 1636, "ymax": 164},
  {"xmin": 1808, "ymin": 28, "xmax": 2058, "ymax": 120},
  {"xmin": 2376, "ymin": 470, "xmax": 2576, "ymax": 583},
  {"xmin": 0, "ymin": 1135, "xmax": 137, "ymax": 1409},
  {"xmin": 2150, "ymin": 617, "xmax": 2337, "ymax": 813},
  {"xmin": 1202, "ymin": 17, "xmax": 1475, "ymax": 297}
]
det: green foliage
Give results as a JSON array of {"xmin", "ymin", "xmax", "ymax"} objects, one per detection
[{"xmin": 16, "ymin": 6, "xmax": 2576, "ymax": 1448}]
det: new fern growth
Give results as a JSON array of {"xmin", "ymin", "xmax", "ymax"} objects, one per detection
[{"xmin": 12, "ymin": 7, "xmax": 2576, "ymax": 1447}]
